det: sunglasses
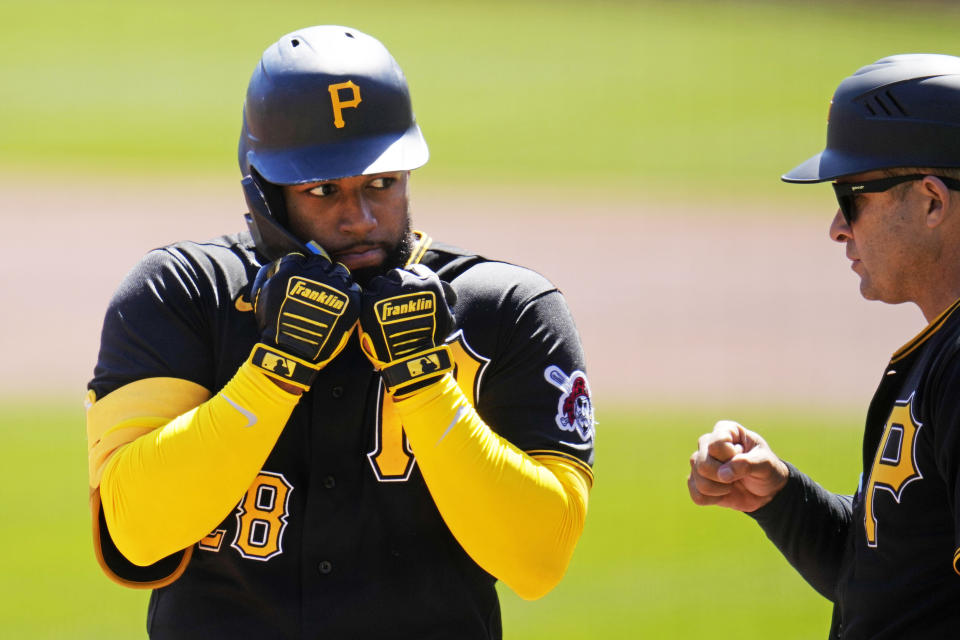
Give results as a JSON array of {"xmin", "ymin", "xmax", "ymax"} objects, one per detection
[{"xmin": 832, "ymin": 174, "xmax": 960, "ymax": 226}]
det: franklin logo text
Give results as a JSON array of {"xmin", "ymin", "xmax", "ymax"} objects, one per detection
[
  {"xmin": 289, "ymin": 279, "xmax": 347, "ymax": 311},
  {"xmin": 378, "ymin": 294, "xmax": 434, "ymax": 322}
]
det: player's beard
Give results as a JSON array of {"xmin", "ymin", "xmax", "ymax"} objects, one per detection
[{"xmin": 348, "ymin": 214, "xmax": 413, "ymax": 287}]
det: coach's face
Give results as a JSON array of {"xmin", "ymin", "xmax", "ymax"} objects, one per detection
[
  {"xmin": 829, "ymin": 170, "xmax": 939, "ymax": 307},
  {"xmin": 283, "ymin": 171, "xmax": 412, "ymax": 280}
]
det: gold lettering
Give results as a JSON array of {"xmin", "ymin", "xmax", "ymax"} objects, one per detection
[
  {"xmin": 289, "ymin": 280, "xmax": 346, "ymax": 311},
  {"xmin": 198, "ymin": 529, "xmax": 225, "ymax": 552},
  {"xmin": 328, "ymin": 80, "xmax": 362, "ymax": 129},
  {"xmin": 231, "ymin": 472, "xmax": 293, "ymax": 560},
  {"xmin": 379, "ymin": 295, "xmax": 433, "ymax": 321},
  {"xmin": 863, "ymin": 402, "xmax": 922, "ymax": 547}
]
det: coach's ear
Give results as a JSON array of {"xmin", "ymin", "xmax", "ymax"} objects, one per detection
[{"xmin": 921, "ymin": 175, "xmax": 952, "ymax": 229}]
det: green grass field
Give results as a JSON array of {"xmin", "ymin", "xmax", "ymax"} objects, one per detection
[
  {"xmin": 0, "ymin": 401, "xmax": 862, "ymax": 638},
  {"xmin": 4, "ymin": 0, "xmax": 960, "ymax": 199}
]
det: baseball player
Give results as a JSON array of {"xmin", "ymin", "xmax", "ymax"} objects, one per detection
[
  {"xmin": 85, "ymin": 26, "xmax": 594, "ymax": 639},
  {"xmin": 688, "ymin": 54, "xmax": 960, "ymax": 638}
]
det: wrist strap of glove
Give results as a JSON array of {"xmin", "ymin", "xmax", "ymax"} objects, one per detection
[
  {"xmin": 381, "ymin": 345, "xmax": 454, "ymax": 397},
  {"xmin": 248, "ymin": 343, "xmax": 319, "ymax": 390}
]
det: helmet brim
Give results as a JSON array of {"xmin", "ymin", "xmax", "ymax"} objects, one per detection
[
  {"xmin": 781, "ymin": 152, "xmax": 828, "ymax": 183},
  {"xmin": 781, "ymin": 149, "xmax": 902, "ymax": 184},
  {"xmin": 247, "ymin": 123, "xmax": 429, "ymax": 185}
]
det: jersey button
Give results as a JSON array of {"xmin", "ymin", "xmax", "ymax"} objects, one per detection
[
  {"xmin": 331, "ymin": 386, "xmax": 344, "ymax": 398},
  {"xmin": 318, "ymin": 560, "xmax": 333, "ymax": 575},
  {"xmin": 322, "ymin": 475, "xmax": 336, "ymax": 489}
]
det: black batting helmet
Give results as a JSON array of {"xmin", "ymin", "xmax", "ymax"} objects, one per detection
[
  {"xmin": 239, "ymin": 25, "xmax": 428, "ymax": 185},
  {"xmin": 783, "ymin": 54, "xmax": 960, "ymax": 183},
  {"xmin": 238, "ymin": 25, "xmax": 428, "ymax": 260}
]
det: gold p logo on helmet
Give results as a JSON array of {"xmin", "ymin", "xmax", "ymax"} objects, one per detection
[{"xmin": 328, "ymin": 80, "xmax": 362, "ymax": 128}]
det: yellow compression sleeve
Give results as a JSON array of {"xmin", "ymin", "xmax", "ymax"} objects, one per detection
[
  {"xmin": 392, "ymin": 374, "xmax": 593, "ymax": 600},
  {"xmin": 92, "ymin": 362, "xmax": 300, "ymax": 567},
  {"xmin": 87, "ymin": 377, "xmax": 212, "ymax": 489}
]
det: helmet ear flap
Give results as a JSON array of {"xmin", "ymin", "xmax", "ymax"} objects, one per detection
[
  {"xmin": 251, "ymin": 168, "xmax": 288, "ymax": 227},
  {"xmin": 242, "ymin": 172, "xmax": 309, "ymax": 262}
]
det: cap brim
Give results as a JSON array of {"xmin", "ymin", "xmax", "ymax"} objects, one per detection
[
  {"xmin": 249, "ymin": 123, "xmax": 429, "ymax": 185},
  {"xmin": 781, "ymin": 152, "xmax": 828, "ymax": 183},
  {"xmin": 781, "ymin": 148, "xmax": 901, "ymax": 184}
]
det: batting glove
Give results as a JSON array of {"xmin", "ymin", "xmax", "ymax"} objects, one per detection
[
  {"xmin": 248, "ymin": 252, "xmax": 361, "ymax": 390},
  {"xmin": 358, "ymin": 264, "xmax": 456, "ymax": 398}
]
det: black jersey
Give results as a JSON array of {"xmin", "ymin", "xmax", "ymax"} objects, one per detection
[
  {"xmin": 89, "ymin": 232, "xmax": 594, "ymax": 639},
  {"xmin": 750, "ymin": 298, "xmax": 960, "ymax": 639}
]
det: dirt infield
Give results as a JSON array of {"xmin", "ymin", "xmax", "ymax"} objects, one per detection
[{"xmin": 7, "ymin": 174, "xmax": 923, "ymax": 408}]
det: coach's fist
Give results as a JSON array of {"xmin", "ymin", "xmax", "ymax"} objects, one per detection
[
  {"xmin": 357, "ymin": 264, "xmax": 456, "ymax": 398},
  {"xmin": 687, "ymin": 420, "xmax": 789, "ymax": 513},
  {"xmin": 248, "ymin": 252, "xmax": 360, "ymax": 390}
]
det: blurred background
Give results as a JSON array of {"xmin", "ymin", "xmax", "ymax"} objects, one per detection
[{"xmin": 3, "ymin": 0, "xmax": 958, "ymax": 637}]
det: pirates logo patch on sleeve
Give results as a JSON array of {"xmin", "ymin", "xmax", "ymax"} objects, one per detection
[{"xmin": 544, "ymin": 365, "xmax": 595, "ymax": 443}]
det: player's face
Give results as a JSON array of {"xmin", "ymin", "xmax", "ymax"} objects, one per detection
[
  {"xmin": 829, "ymin": 170, "xmax": 936, "ymax": 306},
  {"xmin": 283, "ymin": 171, "xmax": 412, "ymax": 282}
]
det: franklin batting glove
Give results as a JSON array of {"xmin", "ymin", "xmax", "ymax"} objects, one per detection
[
  {"xmin": 248, "ymin": 252, "xmax": 361, "ymax": 390},
  {"xmin": 358, "ymin": 264, "xmax": 456, "ymax": 398}
]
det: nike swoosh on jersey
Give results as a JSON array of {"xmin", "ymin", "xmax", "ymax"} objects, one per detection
[
  {"xmin": 559, "ymin": 440, "xmax": 593, "ymax": 450},
  {"xmin": 220, "ymin": 393, "xmax": 258, "ymax": 427},
  {"xmin": 235, "ymin": 295, "xmax": 253, "ymax": 312}
]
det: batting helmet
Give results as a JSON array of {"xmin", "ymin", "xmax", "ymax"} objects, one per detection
[
  {"xmin": 239, "ymin": 25, "xmax": 428, "ymax": 184},
  {"xmin": 783, "ymin": 54, "xmax": 960, "ymax": 183},
  {"xmin": 238, "ymin": 25, "xmax": 428, "ymax": 259}
]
